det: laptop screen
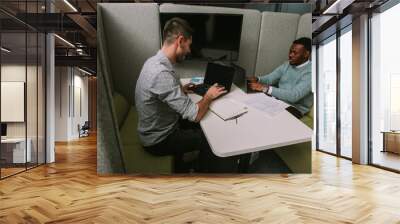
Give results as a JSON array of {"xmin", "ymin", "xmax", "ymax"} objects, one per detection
[
  {"xmin": 1, "ymin": 123, "xmax": 7, "ymax": 137},
  {"xmin": 203, "ymin": 62, "xmax": 235, "ymax": 91}
]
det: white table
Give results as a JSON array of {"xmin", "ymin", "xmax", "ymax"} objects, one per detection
[
  {"xmin": 181, "ymin": 79, "xmax": 313, "ymax": 157},
  {"xmin": 1, "ymin": 138, "xmax": 32, "ymax": 163}
]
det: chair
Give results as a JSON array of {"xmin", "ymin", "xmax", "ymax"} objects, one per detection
[
  {"xmin": 113, "ymin": 92, "xmax": 174, "ymax": 174},
  {"xmin": 78, "ymin": 121, "xmax": 90, "ymax": 138}
]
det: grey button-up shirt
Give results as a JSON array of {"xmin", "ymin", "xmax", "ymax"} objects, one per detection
[{"xmin": 135, "ymin": 50, "xmax": 199, "ymax": 147}]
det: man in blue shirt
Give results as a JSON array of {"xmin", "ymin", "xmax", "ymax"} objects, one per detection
[{"xmin": 248, "ymin": 37, "xmax": 312, "ymax": 116}]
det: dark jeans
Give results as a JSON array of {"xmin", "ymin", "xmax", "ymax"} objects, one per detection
[{"xmin": 144, "ymin": 119, "xmax": 238, "ymax": 173}]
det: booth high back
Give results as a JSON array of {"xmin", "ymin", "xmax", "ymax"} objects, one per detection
[
  {"xmin": 97, "ymin": 3, "xmax": 173, "ymax": 174},
  {"xmin": 160, "ymin": 3, "xmax": 261, "ymax": 77},
  {"xmin": 255, "ymin": 12, "xmax": 300, "ymax": 75}
]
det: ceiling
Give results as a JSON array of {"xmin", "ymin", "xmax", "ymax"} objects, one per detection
[{"xmin": 0, "ymin": 0, "xmax": 393, "ymax": 75}]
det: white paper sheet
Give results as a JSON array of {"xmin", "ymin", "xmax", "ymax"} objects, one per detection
[{"xmin": 237, "ymin": 93, "xmax": 288, "ymax": 117}]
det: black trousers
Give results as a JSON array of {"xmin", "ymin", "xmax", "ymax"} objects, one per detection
[{"xmin": 144, "ymin": 119, "xmax": 238, "ymax": 173}]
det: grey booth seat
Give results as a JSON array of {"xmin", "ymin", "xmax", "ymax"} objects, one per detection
[
  {"xmin": 255, "ymin": 12, "xmax": 312, "ymax": 173},
  {"xmin": 98, "ymin": 3, "xmax": 173, "ymax": 174},
  {"xmin": 114, "ymin": 92, "xmax": 174, "ymax": 174}
]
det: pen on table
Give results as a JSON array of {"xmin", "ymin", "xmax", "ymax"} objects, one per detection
[{"xmin": 226, "ymin": 111, "xmax": 248, "ymax": 123}]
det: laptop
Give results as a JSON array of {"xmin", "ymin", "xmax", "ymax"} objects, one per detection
[
  {"xmin": 192, "ymin": 62, "xmax": 235, "ymax": 96},
  {"xmin": 231, "ymin": 63, "xmax": 246, "ymax": 90},
  {"xmin": 1, "ymin": 123, "xmax": 7, "ymax": 140},
  {"xmin": 230, "ymin": 63, "xmax": 258, "ymax": 94}
]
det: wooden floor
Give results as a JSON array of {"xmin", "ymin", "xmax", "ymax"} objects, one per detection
[
  {"xmin": 1, "ymin": 167, "xmax": 26, "ymax": 178},
  {"xmin": 1, "ymin": 135, "xmax": 400, "ymax": 223}
]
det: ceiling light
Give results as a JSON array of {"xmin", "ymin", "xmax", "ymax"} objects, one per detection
[
  {"xmin": 54, "ymin": 34, "xmax": 75, "ymax": 48},
  {"xmin": 63, "ymin": 0, "xmax": 78, "ymax": 12},
  {"xmin": 78, "ymin": 67, "xmax": 93, "ymax": 76},
  {"xmin": 1, "ymin": 47, "xmax": 11, "ymax": 53},
  {"xmin": 323, "ymin": 0, "xmax": 341, "ymax": 14},
  {"xmin": 323, "ymin": 0, "xmax": 355, "ymax": 15}
]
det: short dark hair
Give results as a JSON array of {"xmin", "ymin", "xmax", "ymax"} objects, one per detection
[
  {"xmin": 293, "ymin": 37, "xmax": 311, "ymax": 52},
  {"xmin": 163, "ymin": 17, "xmax": 193, "ymax": 44}
]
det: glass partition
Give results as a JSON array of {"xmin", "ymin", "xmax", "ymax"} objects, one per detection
[
  {"xmin": 339, "ymin": 27, "xmax": 352, "ymax": 158},
  {"xmin": 317, "ymin": 35, "xmax": 337, "ymax": 155},
  {"xmin": 0, "ymin": 2, "xmax": 46, "ymax": 179},
  {"xmin": 371, "ymin": 3, "xmax": 400, "ymax": 171},
  {"xmin": 1, "ymin": 30, "xmax": 28, "ymax": 177}
]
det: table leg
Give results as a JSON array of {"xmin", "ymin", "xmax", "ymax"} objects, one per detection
[{"xmin": 238, "ymin": 153, "xmax": 251, "ymax": 173}]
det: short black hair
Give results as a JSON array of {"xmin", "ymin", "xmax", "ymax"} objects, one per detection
[
  {"xmin": 293, "ymin": 37, "xmax": 311, "ymax": 52},
  {"xmin": 163, "ymin": 17, "xmax": 193, "ymax": 44}
]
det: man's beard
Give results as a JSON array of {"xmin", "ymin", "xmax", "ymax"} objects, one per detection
[{"xmin": 176, "ymin": 54, "xmax": 186, "ymax": 63}]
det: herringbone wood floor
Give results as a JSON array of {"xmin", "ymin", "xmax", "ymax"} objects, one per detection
[{"xmin": 1, "ymin": 134, "xmax": 400, "ymax": 224}]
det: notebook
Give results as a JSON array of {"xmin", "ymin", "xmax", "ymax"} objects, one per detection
[{"xmin": 209, "ymin": 99, "xmax": 248, "ymax": 121}]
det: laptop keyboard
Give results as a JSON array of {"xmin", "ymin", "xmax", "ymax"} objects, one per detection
[{"xmin": 192, "ymin": 84, "xmax": 208, "ymax": 96}]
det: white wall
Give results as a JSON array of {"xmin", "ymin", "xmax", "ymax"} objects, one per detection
[
  {"xmin": 1, "ymin": 65, "xmax": 26, "ymax": 135},
  {"xmin": 1, "ymin": 63, "xmax": 46, "ymax": 164},
  {"xmin": 55, "ymin": 66, "xmax": 69, "ymax": 141},
  {"xmin": 55, "ymin": 67, "xmax": 89, "ymax": 141},
  {"xmin": 1, "ymin": 65, "xmax": 40, "ymax": 137},
  {"xmin": 71, "ymin": 72, "xmax": 89, "ymax": 139}
]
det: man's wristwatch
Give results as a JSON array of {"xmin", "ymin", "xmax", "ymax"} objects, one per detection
[
  {"xmin": 263, "ymin": 85, "xmax": 273, "ymax": 96},
  {"xmin": 262, "ymin": 86, "xmax": 268, "ymax": 94}
]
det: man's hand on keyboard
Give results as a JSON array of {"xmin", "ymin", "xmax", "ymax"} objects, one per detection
[
  {"xmin": 205, "ymin": 83, "xmax": 227, "ymax": 100},
  {"xmin": 182, "ymin": 83, "xmax": 196, "ymax": 94}
]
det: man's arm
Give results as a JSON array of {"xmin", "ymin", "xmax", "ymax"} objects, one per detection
[
  {"xmin": 257, "ymin": 63, "xmax": 286, "ymax": 85},
  {"xmin": 194, "ymin": 84, "xmax": 226, "ymax": 122},
  {"xmin": 153, "ymin": 73, "xmax": 225, "ymax": 122},
  {"xmin": 195, "ymin": 95, "xmax": 212, "ymax": 122},
  {"xmin": 153, "ymin": 72, "xmax": 199, "ymax": 121},
  {"xmin": 181, "ymin": 83, "xmax": 195, "ymax": 94},
  {"xmin": 270, "ymin": 73, "xmax": 311, "ymax": 103}
]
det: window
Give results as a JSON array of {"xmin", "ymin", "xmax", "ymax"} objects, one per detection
[
  {"xmin": 317, "ymin": 35, "xmax": 337, "ymax": 154},
  {"xmin": 371, "ymin": 2, "xmax": 400, "ymax": 171},
  {"xmin": 339, "ymin": 27, "xmax": 352, "ymax": 158},
  {"xmin": 317, "ymin": 25, "xmax": 353, "ymax": 159}
]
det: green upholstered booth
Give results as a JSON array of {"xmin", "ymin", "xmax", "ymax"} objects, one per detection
[
  {"xmin": 273, "ymin": 107, "xmax": 313, "ymax": 173},
  {"xmin": 97, "ymin": 4, "xmax": 173, "ymax": 174},
  {"xmin": 255, "ymin": 12, "xmax": 313, "ymax": 173},
  {"xmin": 115, "ymin": 93, "xmax": 174, "ymax": 174}
]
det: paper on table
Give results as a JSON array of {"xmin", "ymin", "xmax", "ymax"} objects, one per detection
[
  {"xmin": 209, "ymin": 98, "xmax": 248, "ymax": 121},
  {"xmin": 238, "ymin": 93, "xmax": 288, "ymax": 117}
]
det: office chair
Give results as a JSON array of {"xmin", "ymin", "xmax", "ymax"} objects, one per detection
[{"xmin": 79, "ymin": 121, "xmax": 90, "ymax": 138}]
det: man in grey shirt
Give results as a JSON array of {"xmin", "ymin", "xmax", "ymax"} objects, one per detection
[{"xmin": 135, "ymin": 18, "xmax": 231, "ymax": 172}]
